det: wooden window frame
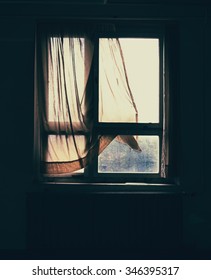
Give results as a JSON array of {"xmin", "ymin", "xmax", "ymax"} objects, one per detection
[{"xmin": 35, "ymin": 21, "xmax": 178, "ymax": 186}]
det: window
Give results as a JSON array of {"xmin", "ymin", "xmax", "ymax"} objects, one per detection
[{"xmin": 34, "ymin": 22, "xmax": 172, "ymax": 184}]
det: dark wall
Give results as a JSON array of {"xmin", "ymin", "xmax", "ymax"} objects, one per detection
[
  {"xmin": 26, "ymin": 192, "xmax": 183, "ymax": 259},
  {"xmin": 0, "ymin": 0, "xmax": 211, "ymax": 259}
]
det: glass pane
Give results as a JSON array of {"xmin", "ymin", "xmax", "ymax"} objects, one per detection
[
  {"xmin": 48, "ymin": 37, "xmax": 85, "ymax": 123},
  {"xmin": 45, "ymin": 135, "xmax": 86, "ymax": 174},
  {"xmin": 46, "ymin": 135, "xmax": 86, "ymax": 162},
  {"xmin": 98, "ymin": 135, "xmax": 159, "ymax": 173},
  {"xmin": 99, "ymin": 38, "xmax": 160, "ymax": 123}
]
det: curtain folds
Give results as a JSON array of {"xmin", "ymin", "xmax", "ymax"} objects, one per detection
[
  {"xmin": 99, "ymin": 38, "xmax": 139, "ymax": 123},
  {"xmin": 36, "ymin": 29, "xmax": 141, "ymax": 175}
]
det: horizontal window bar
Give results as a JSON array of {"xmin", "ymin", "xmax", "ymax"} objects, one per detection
[
  {"xmin": 95, "ymin": 127, "xmax": 162, "ymax": 135},
  {"xmin": 96, "ymin": 122, "xmax": 162, "ymax": 128}
]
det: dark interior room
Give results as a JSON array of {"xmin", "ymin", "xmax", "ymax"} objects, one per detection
[{"xmin": 0, "ymin": 0, "xmax": 211, "ymax": 260}]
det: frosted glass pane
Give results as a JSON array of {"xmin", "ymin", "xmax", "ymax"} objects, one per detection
[
  {"xmin": 99, "ymin": 38, "xmax": 160, "ymax": 123},
  {"xmin": 98, "ymin": 135, "xmax": 159, "ymax": 173}
]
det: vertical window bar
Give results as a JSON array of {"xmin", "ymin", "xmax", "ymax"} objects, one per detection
[
  {"xmin": 92, "ymin": 37, "xmax": 100, "ymax": 177},
  {"xmin": 160, "ymin": 32, "xmax": 167, "ymax": 178}
]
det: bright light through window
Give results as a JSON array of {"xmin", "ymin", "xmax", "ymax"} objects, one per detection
[{"xmin": 99, "ymin": 38, "xmax": 160, "ymax": 123}]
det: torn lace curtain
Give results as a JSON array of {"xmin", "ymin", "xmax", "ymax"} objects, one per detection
[{"xmin": 35, "ymin": 31, "xmax": 142, "ymax": 175}]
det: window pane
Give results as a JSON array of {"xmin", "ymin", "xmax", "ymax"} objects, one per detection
[
  {"xmin": 48, "ymin": 37, "xmax": 85, "ymax": 123},
  {"xmin": 99, "ymin": 38, "xmax": 160, "ymax": 123},
  {"xmin": 46, "ymin": 135, "xmax": 86, "ymax": 163},
  {"xmin": 45, "ymin": 135, "xmax": 87, "ymax": 174},
  {"xmin": 98, "ymin": 135, "xmax": 159, "ymax": 173}
]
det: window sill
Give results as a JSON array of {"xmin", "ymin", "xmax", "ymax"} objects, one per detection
[{"xmin": 35, "ymin": 181, "xmax": 182, "ymax": 194}]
